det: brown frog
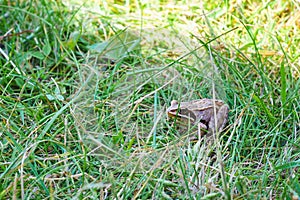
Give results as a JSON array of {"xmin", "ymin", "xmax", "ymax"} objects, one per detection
[{"xmin": 166, "ymin": 99, "xmax": 229, "ymax": 137}]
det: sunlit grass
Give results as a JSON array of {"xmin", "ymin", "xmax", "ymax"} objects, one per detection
[{"xmin": 0, "ymin": 0, "xmax": 299, "ymax": 199}]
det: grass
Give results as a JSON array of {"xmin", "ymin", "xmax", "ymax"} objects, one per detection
[{"xmin": 1, "ymin": 0, "xmax": 300, "ymax": 199}]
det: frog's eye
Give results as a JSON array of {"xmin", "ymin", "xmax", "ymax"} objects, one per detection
[{"xmin": 170, "ymin": 100, "xmax": 178, "ymax": 106}]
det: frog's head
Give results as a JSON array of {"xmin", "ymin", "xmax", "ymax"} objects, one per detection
[{"xmin": 166, "ymin": 100, "xmax": 196, "ymax": 122}]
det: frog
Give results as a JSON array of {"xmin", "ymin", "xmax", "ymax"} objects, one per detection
[{"xmin": 166, "ymin": 99, "xmax": 229, "ymax": 137}]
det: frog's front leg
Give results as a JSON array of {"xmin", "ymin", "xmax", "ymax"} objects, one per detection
[
  {"xmin": 198, "ymin": 122, "xmax": 208, "ymax": 138},
  {"xmin": 208, "ymin": 104, "xmax": 229, "ymax": 134}
]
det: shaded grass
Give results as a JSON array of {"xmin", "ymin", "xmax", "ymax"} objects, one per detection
[{"xmin": 1, "ymin": 0, "xmax": 300, "ymax": 199}]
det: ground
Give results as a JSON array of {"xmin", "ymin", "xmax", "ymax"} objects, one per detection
[{"xmin": 0, "ymin": 0, "xmax": 300, "ymax": 199}]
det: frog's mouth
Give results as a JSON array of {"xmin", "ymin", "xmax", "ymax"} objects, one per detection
[
  {"xmin": 167, "ymin": 111, "xmax": 180, "ymax": 120},
  {"xmin": 167, "ymin": 111, "xmax": 196, "ymax": 123}
]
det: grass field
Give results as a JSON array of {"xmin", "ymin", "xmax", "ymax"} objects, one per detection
[{"xmin": 1, "ymin": 0, "xmax": 300, "ymax": 199}]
